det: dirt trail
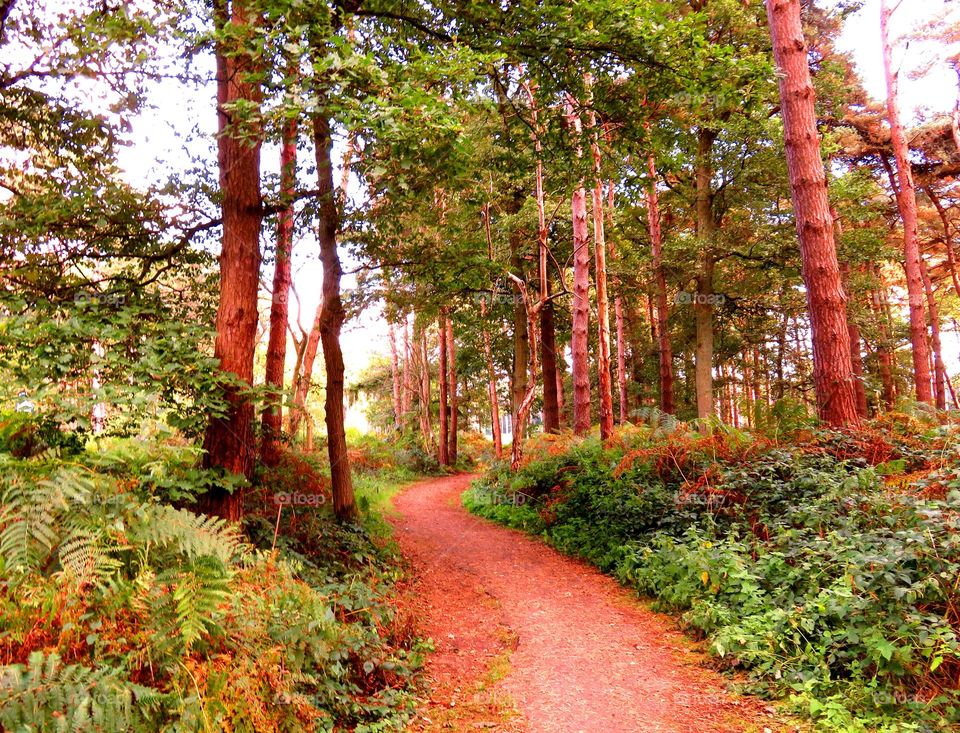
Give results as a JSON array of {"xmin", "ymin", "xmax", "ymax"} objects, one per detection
[{"xmin": 390, "ymin": 474, "xmax": 786, "ymax": 733}]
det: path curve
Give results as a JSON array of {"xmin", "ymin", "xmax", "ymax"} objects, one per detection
[{"xmin": 390, "ymin": 474, "xmax": 785, "ymax": 733}]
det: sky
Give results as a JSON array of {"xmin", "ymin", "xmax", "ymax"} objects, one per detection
[
  {"xmin": 836, "ymin": 0, "xmax": 959, "ymax": 121},
  {"xmin": 107, "ymin": 0, "xmax": 960, "ymax": 425}
]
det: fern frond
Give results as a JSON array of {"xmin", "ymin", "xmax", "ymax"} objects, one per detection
[
  {"xmin": 134, "ymin": 505, "xmax": 243, "ymax": 564},
  {"xmin": 0, "ymin": 652, "xmax": 165, "ymax": 732}
]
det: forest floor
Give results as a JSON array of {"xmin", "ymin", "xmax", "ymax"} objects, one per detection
[{"xmin": 389, "ymin": 473, "xmax": 796, "ymax": 733}]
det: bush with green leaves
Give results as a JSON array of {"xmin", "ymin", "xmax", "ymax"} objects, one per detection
[{"xmin": 467, "ymin": 424, "xmax": 960, "ymax": 732}]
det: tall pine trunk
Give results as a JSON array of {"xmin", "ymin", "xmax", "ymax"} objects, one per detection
[
  {"xmin": 766, "ymin": 0, "xmax": 860, "ymax": 426},
  {"xmin": 312, "ymin": 112, "xmax": 357, "ymax": 522},
  {"xmin": 510, "ymin": 225, "xmax": 529, "ymax": 438},
  {"xmin": 647, "ymin": 155, "xmax": 674, "ymax": 415},
  {"xmin": 585, "ymin": 80, "xmax": 614, "ymax": 439},
  {"xmin": 446, "ymin": 318, "xmax": 458, "ymax": 463},
  {"xmin": 694, "ymin": 128, "xmax": 717, "ymax": 421},
  {"xmin": 388, "ymin": 321, "xmax": 402, "ymax": 430},
  {"xmin": 261, "ymin": 115, "xmax": 297, "ymax": 466},
  {"xmin": 481, "ymin": 204, "xmax": 503, "ymax": 457},
  {"xmin": 919, "ymin": 257, "xmax": 948, "ymax": 410},
  {"xmin": 523, "ymin": 80, "xmax": 561, "ymax": 434},
  {"xmin": 869, "ymin": 269, "xmax": 898, "ymax": 409},
  {"xmin": 925, "ymin": 188, "xmax": 960, "ymax": 299},
  {"xmin": 835, "ymin": 215, "xmax": 869, "ymax": 419},
  {"xmin": 565, "ymin": 95, "xmax": 592, "ymax": 435},
  {"xmin": 402, "ymin": 317, "xmax": 413, "ymax": 417},
  {"xmin": 437, "ymin": 312, "xmax": 450, "ymax": 466},
  {"xmin": 202, "ymin": 0, "xmax": 263, "ymax": 520},
  {"xmin": 880, "ymin": 0, "xmax": 933, "ymax": 404}
]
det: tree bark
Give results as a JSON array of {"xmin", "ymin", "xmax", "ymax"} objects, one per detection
[
  {"xmin": 585, "ymin": 80, "xmax": 614, "ymax": 440},
  {"xmin": 202, "ymin": 0, "xmax": 263, "ymax": 520},
  {"xmin": 481, "ymin": 204, "xmax": 503, "ymax": 457},
  {"xmin": 693, "ymin": 128, "xmax": 717, "ymax": 421},
  {"xmin": 522, "ymin": 79, "xmax": 561, "ymax": 434},
  {"xmin": 919, "ymin": 256, "xmax": 948, "ymax": 410},
  {"xmin": 835, "ymin": 215, "xmax": 869, "ymax": 420},
  {"xmin": 446, "ymin": 317, "xmax": 458, "ymax": 463},
  {"xmin": 614, "ymin": 298, "xmax": 627, "ymax": 422},
  {"xmin": 565, "ymin": 95, "xmax": 592, "ymax": 435},
  {"xmin": 555, "ymin": 349, "xmax": 568, "ymax": 429},
  {"xmin": 880, "ymin": 0, "xmax": 933, "ymax": 404},
  {"xmin": 312, "ymin": 112, "xmax": 357, "ymax": 522},
  {"xmin": 925, "ymin": 187, "xmax": 960, "ymax": 297},
  {"xmin": 289, "ymin": 305, "xmax": 321, "ymax": 437},
  {"xmin": 261, "ymin": 114, "xmax": 297, "ymax": 466},
  {"xmin": 766, "ymin": 0, "xmax": 861, "ymax": 426},
  {"xmin": 647, "ymin": 155, "xmax": 675, "ymax": 415},
  {"xmin": 418, "ymin": 326, "xmax": 433, "ymax": 451},
  {"xmin": 402, "ymin": 317, "xmax": 413, "ymax": 417},
  {"xmin": 437, "ymin": 312, "xmax": 449, "ymax": 466},
  {"xmin": 509, "ymin": 223, "xmax": 529, "ymax": 437},
  {"xmin": 388, "ymin": 320, "xmax": 402, "ymax": 430},
  {"xmin": 869, "ymin": 268, "xmax": 898, "ymax": 409}
]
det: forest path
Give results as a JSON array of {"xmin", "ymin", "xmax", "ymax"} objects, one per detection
[{"xmin": 389, "ymin": 473, "xmax": 787, "ymax": 733}]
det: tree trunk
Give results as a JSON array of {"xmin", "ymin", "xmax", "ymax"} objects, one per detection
[
  {"xmin": 509, "ymin": 278, "xmax": 540, "ymax": 470},
  {"xmin": 437, "ymin": 313, "xmax": 449, "ymax": 466},
  {"xmin": 388, "ymin": 320, "xmax": 402, "ymax": 430},
  {"xmin": 201, "ymin": 0, "xmax": 263, "ymax": 520},
  {"xmin": 835, "ymin": 217, "xmax": 869, "ymax": 420},
  {"xmin": 925, "ymin": 187, "xmax": 960, "ymax": 297},
  {"xmin": 647, "ymin": 155, "xmax": 674, "ymax": 415},
  {"xmin": 312, "ymin": 112, "xmax": 357, "ymax": 522},
  {"xmin": 693, "ymin": 128, "xmax": 717, "ymax": 421},
  {"xmin": 418, "ymin": 327, "xmax": 433, "ymax": 451},
  {"xmin": 869, "ymin": 270, "xmax": 898, "ymax": 409},
  {"xmin": 510, "ymin": 226, "xmax": 529, "ymax": 436},
  {"xmin": 604, "ymin": 178, "xmax": 628, "ymax": 424},
  {"xmin": 585, "ymin": 82, "xmax": 614, "ymax": 440},
  {"xmin": 565, "ymin": 95, "xmax": 592, "ymax": 435},
  {"xmin": 481, "ymin": 204, "xmax": 503, "ymax": 457},
  {"xmin": 880, "ymin": 0, "xmax": 933, "ymax": 404},
  {"xmin": 261, "ymin": 114, "xmax": 297, "ymax": 466},
  {"xmin": 555, "ymin": 349, "xmax": 568, "ymax": 429},
  {"xmin": 402, "ymin": 317, "xmax": 413, "ymax": 417},
  {"xmin": 446, "ymin": 318, "xmax": 458, "ymax": 463},
  {"xmin": 522, "ymin": 79, "xmax": 561, "ymax": 435},
  {"xmin": 289, "ymin": 304, "xmax": 321, "ymax": 437},
  {"xmin": 614, "ymin": 298, "xmax": 628, "ymax": 422},
  {"xmin": 766, "ymin": 0, "xmax": 861, "ymax": 426},
  {"xmin": 919, "ymin": 256, "xmax": 948, "ymax": 410}
]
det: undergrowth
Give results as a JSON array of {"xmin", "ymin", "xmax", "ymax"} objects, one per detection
[
  {"xmin": 0, "ymin": 434, "xmax": 425, "ymax": 732},
  {"xmin": 465, "ymin": 415, "xmax": 960, "ymax": 732}
]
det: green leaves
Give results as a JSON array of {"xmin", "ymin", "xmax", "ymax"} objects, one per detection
[{"xmin": 469, "ymin": 425, "xmax": 960, "ymax": 730}]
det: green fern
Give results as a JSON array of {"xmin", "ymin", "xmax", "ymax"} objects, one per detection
[
  {"xmin": 171, "ymin": 555, "xmax": 231, "ymax": 650},
  {"xmin": 0, "ymin": 652, "xmax": 165, "ymax": 732},
  {"xmin": 57, "ymin": 529, "xmax": 123, "ymax": 591},
  {"xmin": 133, "ymin": 504, "xmax": 243, "ymax": 564},
  {"xmin": 631, "ymin": 406, "xmax": 679, "ymax": 433}
]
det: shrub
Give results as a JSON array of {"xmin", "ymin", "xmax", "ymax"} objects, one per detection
[{"xmin": 467, "ymin": 422, "xmax": 960, "ymax": 731}]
